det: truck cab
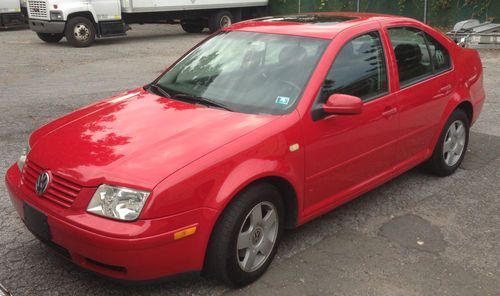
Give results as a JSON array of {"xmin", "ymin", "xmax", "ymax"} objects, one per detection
[
  {"xmin": 0, "ymin": 0, "xmax": 26, "ymax": 29},
  {"xmin": 26, "ymin": 0, "xmax": 268, "ymax": 47}
]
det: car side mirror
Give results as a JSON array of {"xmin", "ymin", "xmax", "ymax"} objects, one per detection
[{"xmin": 322, "ymin": 94, "xmax": 363, "ymax": 115}]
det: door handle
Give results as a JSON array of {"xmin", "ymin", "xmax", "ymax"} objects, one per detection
[
  {"xmin": 439, "ymin": 84, "xmax": 452, "ymax": 93},
  {"xmin": 382, "ymin": 107, "xmax": 398, "ymax": 118},
  {"xmin": 433, "ymin": 84, "xmax": 452, "ymax": 100}
]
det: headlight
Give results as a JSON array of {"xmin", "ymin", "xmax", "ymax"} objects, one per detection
[
  {"xmin": 50, "ymin": 10, "xmax": 63, "ymax": 20},
  {"xmin": 87, "ymin": 185, "xmax": 151, "ymax": 221},
  {"xmin": 17, "ymin": 144, "xmax": 30, "ymax": 172}
]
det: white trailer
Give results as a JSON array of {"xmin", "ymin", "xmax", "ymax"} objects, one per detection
[
  {"xmin": 26, "ymin": 0, "xmax": 268, "ymax": 47},
  {"xmin": 0, "ymin": 0, "xmax": 26, "ymax": 28}
]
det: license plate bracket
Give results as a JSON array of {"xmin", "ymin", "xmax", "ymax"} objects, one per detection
[{"xmin": 23, "ymin": 202, "xmax": 51, "ymax": 241}]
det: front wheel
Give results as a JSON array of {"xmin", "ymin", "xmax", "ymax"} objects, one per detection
[
  {"xmin": 36, "ymin": 33, "xmax": 64, "ymax": 43},
  {"xmin": 204, "ymin": 183, "xmax": 284, "ymax": 287},
  {"xmin": 64, "ymin": 16, "xmax": 96, "ymax": 48},
  {"xmin": 425, "ymin": 108, "xmax": 469, "ymax": 176}
]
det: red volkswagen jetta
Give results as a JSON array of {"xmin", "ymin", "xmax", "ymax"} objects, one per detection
[{"xmin": 6, "ymin": 13, "xmax": 484, "ymax": 286}]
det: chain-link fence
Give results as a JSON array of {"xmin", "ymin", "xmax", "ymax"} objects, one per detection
[{"xmin": 269, "ymin": 0, "xmax": 499, "ymax": 29}]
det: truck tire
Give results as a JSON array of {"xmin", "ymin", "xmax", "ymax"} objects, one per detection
[
  {"xmin": 36, "ymin": 33, "xmax": 64, "ymax": 43},
  {"xmin": 208, "ymin": 10, "xmax": 233, "ymax": 33},
  {"xmin": 181, "ymin": 22, "xmax": 204, "ymax": 33},
  {"xmin": 65, "ymin": 16, "xmax": 96, "ymax": 48}
]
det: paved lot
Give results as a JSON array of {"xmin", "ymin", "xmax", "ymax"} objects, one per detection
[{"xmin": 0, "ymin": 25, "xmax": 499, "ymax": 296}]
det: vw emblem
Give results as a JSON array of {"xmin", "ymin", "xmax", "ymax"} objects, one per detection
[{"xmin": 35, "ymin": 171, "xmax": 50, "ymax": 195}]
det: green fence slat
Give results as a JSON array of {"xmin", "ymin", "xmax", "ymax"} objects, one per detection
[{"xmin": 268, "ymin": 0, "xmax": 499, "ymax": 29}]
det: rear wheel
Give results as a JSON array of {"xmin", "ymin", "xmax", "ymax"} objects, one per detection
[
  {"xmin": 208, "ymin": 10, "xmax": 233, "ymax": 33},
  {"xmin": 65, "ymin": 16, "xmax": 96, "ymax": 48},
  {"xmin": 425, "ymin": 109, "xmax": 469, "ymax": 176},
  {"xmin": 204, "ymin": 183, "xmax": 284, "ymax": 287},
  {"xmin": 181, "ymin": 21, "xmax": 204, "ymax": 33},
  {"xmin": 36, "ymin": 33, "xmax": 63, "ymax": 43}
]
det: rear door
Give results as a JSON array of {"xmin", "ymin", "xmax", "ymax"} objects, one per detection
[{"xmin": 384, "ymin": 25, "xmax": 455, "ymax": 164}]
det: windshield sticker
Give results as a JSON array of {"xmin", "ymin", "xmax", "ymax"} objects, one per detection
[{"xmin": 276, "ymin": 96, "xmax": 290, "ymax": 105}]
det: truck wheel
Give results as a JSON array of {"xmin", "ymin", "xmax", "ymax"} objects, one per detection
[
  {"xmin": 36, "ymin": 33, "xmax": 64, "ymax": 43},
  {"xmin": 204, "ymin": 183, "xmax": 284, "ymax": 287},
  {"xmin": 181, "ymin": 22, "xmax": 205, "ymax": 33},
  {"xmin": 65, "ymin": 16, "xmax": 96, "ymax": 48},
  {"xmin": 208, "ymin": 10, "xmax": 233, "ymax": 33}
]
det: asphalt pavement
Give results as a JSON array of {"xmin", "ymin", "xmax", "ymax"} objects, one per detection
[{"xmin": 0, "ymin": 25, "xmax": 499, "ymax": 295}]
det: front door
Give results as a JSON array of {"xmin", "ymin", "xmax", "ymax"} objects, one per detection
[
  {"xmin": 89, "ymin": 0, "xmax": 121, "ymax": 21},
  {"xmin": 303, "ymin": 30, "xmax": 399, "ymax": 216}
]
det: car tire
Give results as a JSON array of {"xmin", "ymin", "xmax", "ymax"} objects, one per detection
[
  {"xmin": 36, "ymin": 33, "xmax": 64, "ymax": 43},
  {"xmin": 204, "ymin": 183, "xmax": 284, "ymax": 287},
  {"xmin": 425, "ymin": 108, "xmax": 469, "ymax": 176},
  {"xmin": 64, "ymin": 16, "xmax": 96, "ymax": 48},
  {"xmin": 208, "ymin": 10, "xmax": 233, "ymax": 33},
  {"xmin": 181, "ymin": 22, "xmax": 205, "ymax": 33}
]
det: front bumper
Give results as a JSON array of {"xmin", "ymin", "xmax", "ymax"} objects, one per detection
[
  {"xmin": 5, "ymin": 164, "xmax": 218, "ymax": 281},
  {"xmin": 28, "ymin": 19, "xmax": 64, "ymax": 34},
  {"xmin": 0, "ymin": 13, "xmax": 26, "ymax": 29}
]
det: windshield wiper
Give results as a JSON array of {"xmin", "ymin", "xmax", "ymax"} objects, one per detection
[
  {"xmin": 173, "ymin": 93, "xmax": 233, "ymax": 112},
  {"xmin": 147, "ymin": 83, "xmax": 172, "ymax": 99}
]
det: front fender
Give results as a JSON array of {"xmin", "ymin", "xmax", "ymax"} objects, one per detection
[
  {"xmin": 141, "ymin": 112, "xmax": 304, "ymax": 220},
  {"xmin": 56, "ymin": 2, "xmax": 97, "ymax": 23}
]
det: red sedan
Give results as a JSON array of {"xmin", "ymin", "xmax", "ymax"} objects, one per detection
[{"xmin": 5, "ymin": 13, "xmax": 485, "ymax": 287}]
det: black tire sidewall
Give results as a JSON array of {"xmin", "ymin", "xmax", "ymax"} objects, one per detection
[
  {"xmin": 180, "ymin": 22, "xmax": 204, "ymax": 33},
  {"xmin": 208, "ymin": 10, "xmax": 233, "ymax": 33},
  {"xmin": 205, "ymin": 183, "xmax": 284, "ymax": 287},
  {"xmin": 36, "ymin": 33, "xmax": 64, "ymax": 43},
  {"xmin": 429, "ymin": 109, "xmax": 470, "ymax": 176},
  {"xmin": 65, "ymin": 17, "xmax": 96, "ymax": 48}
]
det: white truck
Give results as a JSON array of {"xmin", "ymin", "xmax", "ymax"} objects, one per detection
[
  {"xmin": 0, "ymin": 0, "xmax": 26, "ymax": 28},
  {"xmin": 26, "ymin": 0, "xmax": 268, "ymax": 47}
]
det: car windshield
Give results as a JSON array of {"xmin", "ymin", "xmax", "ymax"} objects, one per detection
[{"xmin": 155, "ymin": 31, "xmax": 329, "ymax": 115}]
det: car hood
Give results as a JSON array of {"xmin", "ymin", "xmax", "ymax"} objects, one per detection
[{"xmin": 28, "ymin": 89, "xmax": 277, "ymax": 189}]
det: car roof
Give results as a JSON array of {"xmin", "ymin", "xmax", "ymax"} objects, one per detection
[{"xmin": 228, "ymin": 12, "xmax": 415, "ymax": 39}]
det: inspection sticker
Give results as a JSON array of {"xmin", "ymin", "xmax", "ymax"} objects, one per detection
[{"xmin": 275, "ymin": 96, "xmax": 290, "ymax": 105}]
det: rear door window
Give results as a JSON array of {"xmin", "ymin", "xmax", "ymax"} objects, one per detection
[{"xmin": 387, "ymin": 27, "xmax": 433, "ymax": 87}]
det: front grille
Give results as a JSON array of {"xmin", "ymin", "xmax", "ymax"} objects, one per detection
[
  {"xmin": 22, "ymin": 160, "xmax": 82, "ymax": 208},
  {"xmin": 28, "ymin": 0, "xmax": 47, "ymax": 18}
]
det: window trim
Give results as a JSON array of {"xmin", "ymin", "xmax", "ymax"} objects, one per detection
[
  {"xmin": 386, "ymin": 25, "xmax": 453, "ymax": 90},
  {"xmin": 311, "ymin": 29, "xmax": 390, "ymax": 121}
]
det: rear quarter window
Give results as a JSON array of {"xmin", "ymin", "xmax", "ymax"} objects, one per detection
[{"xmin": 424, "ymin": 33, "xmax": 452, "ymax": 73}]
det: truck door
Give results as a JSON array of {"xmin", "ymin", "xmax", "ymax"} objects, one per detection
[{"xmin": 89, "ymin": 0, "xmax": 121, "ymax": 21}]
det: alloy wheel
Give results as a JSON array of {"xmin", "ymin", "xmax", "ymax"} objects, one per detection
[
  {"xmin": 443, "ymin": 120, "xmax": 466, "ymax": 166},
  {"xmin": 236, "ymin": 201, "xmax": 278, "ymax": 272}
]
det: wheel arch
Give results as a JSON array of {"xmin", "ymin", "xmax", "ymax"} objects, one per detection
[
  {"xmin": 429, "ymin": 95, "xmax": 474, "ymax": 154},
  {"xmin": 455, "ymin": 100, "xmax": 473, "ymax": 124},
  {"xmin": 213, "ymin": 174, "xmax": 300, "ymax": 231},
  {"xmin": 246, "ymin": 176, "xmax": 299, "ymax": 230},
  {"xmin": 66, "ymin": 11, "xmax": 98, "ymax": 33}
]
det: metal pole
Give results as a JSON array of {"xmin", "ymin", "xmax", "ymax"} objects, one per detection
[
  {"xmin": 357, "ymin": 0, "xmax": 360, "ymax": 12},
  {"xmin": 298, "ymin": 0, "xmax": 301, "ymax": 13},
  {"xmin": 423, "ymin": 0, "xmax": 428, "ymax": 24}
]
